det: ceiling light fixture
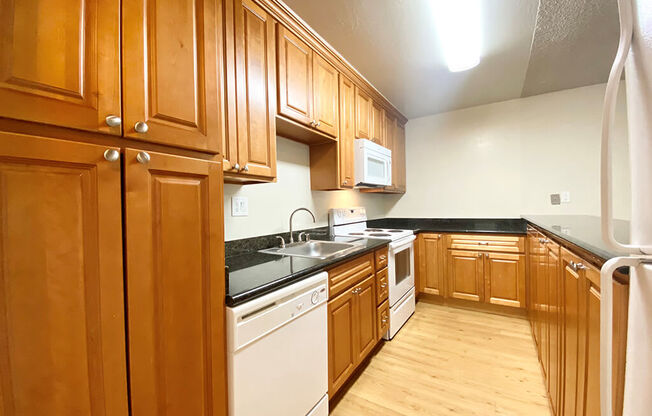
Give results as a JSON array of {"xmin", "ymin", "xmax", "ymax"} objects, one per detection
[{"xmin": 431, "ymin": 0, "xmax": 483, "ymax": 72}]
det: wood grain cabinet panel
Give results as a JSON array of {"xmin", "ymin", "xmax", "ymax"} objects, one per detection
[
  {"xmin": 371, "ymin": 101, "xmax": 385, "ymax": 147},
  {"xmin": 448, "ymin": 250, "xmax": 484, "ymax": 302},
  {"xmin": 546, "ymin": 242, "xmax": 561, "ymax": 415},
  {"xmin": 377, "ymin": 300, "xmax": 390, "ymax": 341},
  {"xmin": 122, "ymin": 0, "xmax": 223, "ymax": 152},
  {"xmin": 277, "ymin": 25, "xmax": 313, "ymax": 126},
  {"xmin": 0, "ymin": 133, "xmax": 128, "ymax": 415},
  {"xmin": 338, "ymin": 75, "xmax": 355, "ymax": 188},
  {"xmin": 328, "ymin": 288, "xmax": 357, "ymax": 397},
  {"xmin": 354, "ymin": 86, "xmax": 372, "ymax": 139},
  {"xmin": 419, "ymin": 234, "xmax": 445, "ymax": 296},
  {"xmin": 225, "ymin": 0, "xmax": 277, "ymax": 179},
  {"xmin": 0, "ymin": 0, "xmax": 121, "ymax": 134},
  {"xmin": 124, "ymin": 149, "xmax": 226, "ymax": 416},
  {"xmin": 376, "ymin": 267, "xmax": 389, "ymax": 305},
  {"xmin": 582, "ymin": 283, "xmax": 601, "ymax": 416},
  {"xmin": 312, "ymin": 53, "xmax": 339, "ymax": 137},
  {"xmin": 484, "ymin": 252, "xmax": 526, "ymax": 308},
  {"xmin": 394, "ymin": 122, "xmax": 407, "ymax": 192},
  {"xmin": 355, "ymin": 275, "xmax": 377, "ymax": 362},
  {"xmin": 562, "ymin": 249, "xmax": 584, "ymax": 416}
]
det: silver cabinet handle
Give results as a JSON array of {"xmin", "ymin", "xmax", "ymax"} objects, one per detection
[
  {"xmin": 136, "ymin": 151, "xmax": 151, "ymax": 164},
  {"xmin": 316, "ymin": 121, "xmax": 321, "ymax": 127},
  {"xmin": 380, "ymin": 283, "xmax": 387, "ymax": 288},
  {"xmin": 105, "ymin": 115, "xmax": 122, "ymax": 127},
  {"xmin": 103, "ymin": 149, "xmax": 120, "ymax": 162},
  {"xmin": 310, "ymin": 120, "xmax": 316, "ymax": 127},
  {"xmin": 477, "ymin": 253, "xmax": 482, "ymax": 258},
  {"xmin": 233, "ymin": 163, "xmax": 240, "ymax": 171},
  {"xmin": 242, "ymin": 164, "xmax": 249, "ymax": 172},
  {"xmin": 343, "ymin": 179, "xmax": 348, "ymax": 185},
  {"xmin": 379, "ymin": 255, "xmax": 387, "ymax": 260},
  {"xmin": 576, "ymin": 262, "xmax": 587, "ymax": 270},
  {"xmin": 134, "ymin": 121, "xmax": 149, "ymax": 133},
  {"xmin": 382, "ymin": 318, "xmax": 388, "ymax": 324}
]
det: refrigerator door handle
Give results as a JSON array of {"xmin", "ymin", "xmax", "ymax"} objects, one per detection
[
  {"xmin": 601, "ymin": 0, "xmax": 652, "ymax": 255},
  {"xmin": 600, "ymin": 256, "xmax": 652, "ymax": 416}
]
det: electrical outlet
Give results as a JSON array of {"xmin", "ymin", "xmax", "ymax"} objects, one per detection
[
  {"xmin": 231, "ymin": 196, "xmax": 248, "ymax": 217},
  {"xmin": 561, "ymin": 191, "xmax": 571, "ymax": 203},
  {"xmin": 550, "ymin": 193, "xmax": 561, "ymax": 205}
]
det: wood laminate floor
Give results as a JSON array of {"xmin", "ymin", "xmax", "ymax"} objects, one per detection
[{"xmin": 330, "ymin": 302, "xmax": 552, "ymax": 416}]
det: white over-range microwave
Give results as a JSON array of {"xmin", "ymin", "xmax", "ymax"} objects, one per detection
[{"xmin": 354, "ymin": 138, "xmax": 392, "ymax": 187}]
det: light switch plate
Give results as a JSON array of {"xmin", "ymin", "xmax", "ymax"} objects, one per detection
[
  {"xmin": 550, "ymin": 193, "xmax": 561, "ymax": 205},
  {"xmin": 231, "ymin": 196, "xmax": 248, "ymax": 217},
  {"xmin": 561, "ymin": 191, "xmax": 571, "ymax": 203}
]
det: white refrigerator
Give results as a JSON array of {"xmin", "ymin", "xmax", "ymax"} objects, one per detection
[{"xmin": 600, "ymin": 0, "xmax": 652, "ymax": 415}]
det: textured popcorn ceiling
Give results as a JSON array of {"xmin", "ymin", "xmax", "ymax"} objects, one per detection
[{"xmin": 281, "ymin": 0, "xmax": 620, "ymax": 118}]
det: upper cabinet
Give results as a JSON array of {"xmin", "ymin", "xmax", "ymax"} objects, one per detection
[
  {"xmin": 394, "ymin": 122, "xmax": 407, "ymax": 192},
  {"xmin": 122, "ymin": 0, "xmax": 224, "ymax": 152},
  {"xmin": 355, "ymin": 87, "xmax": 372, "ymax": 140},
  {"xmin": 0, "ymin": 0, "xmax": 121, "ymax": 135},
  {"xmin": 224, "ymin": 0, "xmax": 278, "ymax": 180},
  {"xmin": 276, "ymin": 26, "xmax": 339, "ymax": 140},
  {"xmin": 371, "ymin": 101, "xmax": 385, "ymax": 147},
  {"xmin": 338, "ymin": 76, "xmax": 356, "ymax": 188}
]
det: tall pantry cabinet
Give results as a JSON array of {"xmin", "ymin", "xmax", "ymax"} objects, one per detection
[{"xmin": 0, "ymin": 0, "xmax": 227, "ymax": 415}]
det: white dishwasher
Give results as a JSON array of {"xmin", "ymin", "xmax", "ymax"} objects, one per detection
[{"xmin": 227, "ymin": 271, "xmax": 329, "ymax": 416}]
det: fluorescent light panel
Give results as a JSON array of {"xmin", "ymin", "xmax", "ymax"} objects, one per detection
[{"xmin": 431, "ymin": 0, "xmax": 482, "ymax": 72}]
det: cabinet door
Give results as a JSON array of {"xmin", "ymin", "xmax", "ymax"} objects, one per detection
[
  {"xmin": 355, "ymin": 275, "xmax": 378, "ymax": 361},
  {"xmin": 371, "ymin": 101, "xmax": 385, "ymax": 146},
  {"xmin": 484, "ymin": 252, "xmax": 525, "ymax": 308},
  {"xmin": 547, "ymin": 244, "xmax": 561, "ymax": 414},
  {"xmin": 385, "ymin": 112, "xmax": 397, "ymax": 190},
  {"xmin": 277, "ymin": 25, "xmax": 313, "ymax": 126},
  {"xmin": 328, "ymin": 289, "xmax": 357, "ymax": 397},
  {"xmin": 231, "ymin": 0, "xmax": 277, "ymax": 178},
  {"xmin": 538, "ymin": 237, "xmax": 549, "ymax": 379},
  {"xmin": 447, "ymin": 250, "xmax": 484, "ymax": 302},
  {"xmin": 582, "ymin": 284, "xmax": 601, "ymax": 416},
  {"xmin": 0, "ymin": 133, "xmax": 128, "ymax": 415},
  {"xmin": 124, "ymin": 149, "xmax": 226, "ymax": 416},
  {"xmin": 395, "ymin": 123, "xmax": 407, "ymax": 192},
  {"xmin": 122, "ymin": 0, "xmax": 222, "ymax": 152},
  {"xmin": 562, "ymin": 251, "xmax": 584, "ymax": 416},
  {"xmin": 339, "ymin": 76, "xmax": 355, "ymax": 188},
  {"xmin": 0, "ymin": 0, "xmax": 121, "ymax": 134},
  {"xmin": 312, "ymin": 53, "xmax": 339, "ymax": 137},
  {"xmin": 355, "ymin": 86, "xmax": 372, "ymax": 139},
  {"xmin": 422, "ymin": 234, "xmax": 445, "ymax": 296}
]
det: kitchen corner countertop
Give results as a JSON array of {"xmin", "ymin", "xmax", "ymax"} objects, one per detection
[
  {"xmin": 225, "ymin": 237, "xmax": 388, "ymax": 307},
  {"xmin": 367, "ymin": 218, "xmax": 527, "ymax": 234},
  {"xmin": 522, "ymin": 215, "xmax": 630, "ymax": 261}
]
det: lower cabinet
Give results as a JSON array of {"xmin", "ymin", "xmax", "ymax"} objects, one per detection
[
  {"xmin": 417, "ymin": 233, "xmax": 445, "ymax": 296},
  {"xmin": 0, "ymin": 133, "xmax": 227, "ymax": 415},
  {"xmin": 327, "ymin": 248, "xmax": 385, "ymax": 398},
  {"xmin": 484, "ymin": 252, "xmax": 526, "ymax": 307},
  {"xmin": 447, "ymin": 250, "xmax": 484, "ymax": 302}
]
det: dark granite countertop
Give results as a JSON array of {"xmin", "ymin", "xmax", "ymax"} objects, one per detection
[
  {"xmin": 367, "ymin": 218, "xmax": 527, "ymax": 234},
  {"xmin": 226, "ymin": 236, "xmax": 388, "ymax": 307},
  {"xmin": 522, "ymin": 215, "xmax": 630, "ymax": 260}
]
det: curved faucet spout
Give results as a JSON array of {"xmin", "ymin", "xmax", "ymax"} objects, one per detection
[{"xmin": 289, "ymin": 208, "xmax": 316, "ymax": 243}]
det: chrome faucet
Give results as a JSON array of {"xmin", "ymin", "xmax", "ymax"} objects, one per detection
[{"xmin": 289, "ymin": 208, "xmax": 316, "ymax": 243}]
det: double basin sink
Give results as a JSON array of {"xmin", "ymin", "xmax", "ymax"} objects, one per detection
[{"xmin": 259, "ymin": 240, "xmax": 360, "ymax": 260}]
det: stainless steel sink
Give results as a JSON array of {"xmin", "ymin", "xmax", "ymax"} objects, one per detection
[{"xmin": 259, "ymin": 241, "xmax": 359, "ymax": 259}]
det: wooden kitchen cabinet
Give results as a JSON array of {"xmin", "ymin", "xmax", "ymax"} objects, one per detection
[
  {"xmin": 376, "ymin": 267, "xmax": 389, "ymax": 304},
  {"xmin": 0, "ymin": 133, "xmax": 129, "ymax": 415},
  {"xmin": 339, "ymin": 75, "xmax": 356, "ymax": 187},
  {"xmin": 355, "ymin": 86, "xmax": 373, "ymax": 139},
  {"xmin": 224, "ymin": 0, "xmax": 277, "ymax": 180},
  {"xmin": 484, "ymin": 252, "xmax": 526, "ymax": 308},
  {"xmin": 562, "ymin": 248, "xmax": 584, "ymax": 416},
  {"xmin": 545, "ymin": 240, "xmax": 561, "ymax": 415},
  {"xmin": 122, "ymin": 0, "xmax": 223, "ymax": 152},
  {"xmin": 394, "ymin": 123, "xmax": 407, "ymax": 192},
  {"xmin": 377, "ymin": 300, "xmax": 390, "ymax": 341},
  {"xmin": 328, "ymin": 287, "xmax": 357, "ymax": 397},
  {"xmin": 371, "ymin": 101, "xmax": 385, "ymax": 147},
  {"xmin": 0, "ymin": 0, "xmax": 121, "ymax": 135},
  {"xmin": 124, "ymin": 149, "xmax": 226, "ymax": 415},
  {"xmin": 447, "ymin": 250, "xmax": 484, "ymax": 302},
  {"xmin": 355, "ymin": 275, "xmax": 378, "ymax": 362},
  {"xmin": 312, "ymin": 53, "xmax": 340, "ymax": 137},
  {"xmin": 417, "ymin": 233, "xmax": 445, "ymax": 296}
]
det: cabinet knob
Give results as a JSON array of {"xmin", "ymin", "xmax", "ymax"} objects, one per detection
[
  {"xmin": 136, "ymin": 151, "xmax": 151, "ymax": 164},
  {"xmin": 105, "ymin": 115, "xmax": 122, "ymax": 127},
  {"xmin": 103, "ymin": 149, "xmax": 120, "ymax": 162},
  {"xmin": 379, "ymin": 255, "xmax": 387, "ymax": 260},
  {"xmin": 343, "ymin": 179, "xmax": 348, "ymax": 184},
  {"xmin": 134, "ymin": 121, "xmax": 149, "ymax": 133},
  {"xmin": 477, "ymin": 253, "xmax": 482, "ymax": 258},
  {"xmin": 316, "ymin": 121, "xmax": 321, "ymax": 127},
  {"xmin": 381, "ymin": 283, "xmax": 387, "ymax": 288},
  {"xmin": 233, "ymin": 163, "xmax": 240, "ymax": 171},
  {"xmin": 310, "ymin": 120, "xmax": 316, "ymax": 127},
  {"xmin": 242, "ymin": 164, "xmax": 249, "ymax": 172},
  {"xmin": 382, "ymin": 318, "xmax": 388, "ymax": 324}
]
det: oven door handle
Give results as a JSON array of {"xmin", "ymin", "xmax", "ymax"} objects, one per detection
[{"xmin": 389, "ymin": 235, "xmax": 416, "ymax": 251}]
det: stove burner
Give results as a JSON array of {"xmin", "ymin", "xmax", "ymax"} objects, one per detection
[
  {"xmin": 348, "ymin": 232, "xmax": 364, "ymax": 235},
  {"xmin": 369, "ymin": 233, "xmax": 392, "ymax": 237},
  {"xmin": 365, "ymin": 229, "xmax": 384, "ymax": 232},
  {"xmin": 387, "ymin": 230, "xmax": 404, "ymax": 233}
]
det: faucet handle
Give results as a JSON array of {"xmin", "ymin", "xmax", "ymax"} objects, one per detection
[
  {"xmin": 298, "ymin": 232, "xmax": 306, "ymax": 242},
  {"xmin": 305, "ymin": 233, "xmax": 310, "ymax": 242},
  {"xmin": 275, "ymin": 236, "xmax": 286, "ymax": 248}
]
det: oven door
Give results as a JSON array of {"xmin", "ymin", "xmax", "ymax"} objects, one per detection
[{"xmin": 388, "ymin": 235, "xmax": 416, "ymax": 306}]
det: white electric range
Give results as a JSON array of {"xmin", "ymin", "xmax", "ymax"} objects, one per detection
[{"xmin": 329, "ymin": 208, "xmax": 416, "ymax": 339}]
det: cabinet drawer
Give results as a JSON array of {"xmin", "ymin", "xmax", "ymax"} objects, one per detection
[
  {"xmin": 446, "ymin": 234, "xmax": 525, "ymax": 253},
  {"xmin": 375, "ymin": 246, "xmax": 388, "ymax": 269},
  {"xmin": 328, "ymin": 253, "xmax": 374, "ymax": 298},
  {"xmin": 376, "ymin": 267, "xmax": 389, "ymax": 305},
  {"xmin": 377, "ymin": 299, "xmax": 390, "ymax": 340}
]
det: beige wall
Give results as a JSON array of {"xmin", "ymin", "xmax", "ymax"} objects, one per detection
[
  {"xmin": 386, "ymin": 83, "xmax": 631, "ymax": 219},
  {"xmin": 223, "ymin": 138, "xmax": 392, "ymax": 241}
]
